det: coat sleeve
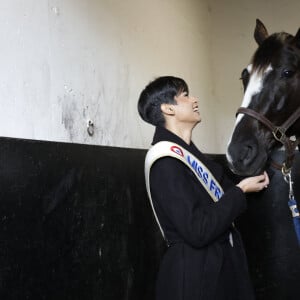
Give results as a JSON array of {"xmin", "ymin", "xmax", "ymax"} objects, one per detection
[{"xmin": 150, "ymin": 157, "xmax": 247, "ymax": 248}]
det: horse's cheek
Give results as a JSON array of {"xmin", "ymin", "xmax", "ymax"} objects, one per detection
[{"xmin": 276, "ymin": 96, "xmax": 285, "ymax": 111}]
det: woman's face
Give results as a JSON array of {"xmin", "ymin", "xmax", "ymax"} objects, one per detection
[{"xmin": 173, "ymin": 91, "xmax": 201, "ymax": 125}]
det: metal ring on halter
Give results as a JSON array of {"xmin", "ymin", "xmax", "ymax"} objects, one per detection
[
  {"xmin": 282, "ymin": 168, "xmax": 295, "ymax": 199},
  {"xmin": 281, "ymin": 162, "xmax": 291, "ymax": 178},
  {"xmin": 272, "ymin": 127, "xmax": 287, "ymax": 143}
]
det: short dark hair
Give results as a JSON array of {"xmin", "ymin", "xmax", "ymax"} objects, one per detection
[{"xmin": 137, "ymin": 76, "xmax": 189, "ymax": 127}]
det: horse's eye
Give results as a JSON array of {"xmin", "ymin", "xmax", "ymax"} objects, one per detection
[
  {"xmin": 240, "ymin": 68, "xmax": 250, "ymax": 91},
  {"xmin": 281, "ymin": 69, "xmax": 295, "ymax": 78}
]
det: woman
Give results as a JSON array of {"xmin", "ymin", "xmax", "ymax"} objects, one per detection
[{"xmin": 138, "ymin": 76, "xmax": 269, "ymax": 300}]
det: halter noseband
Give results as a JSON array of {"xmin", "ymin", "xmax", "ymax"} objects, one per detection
[{"xmin": 237, "ymin": 106, "xmax": 300, "ymax": 174}]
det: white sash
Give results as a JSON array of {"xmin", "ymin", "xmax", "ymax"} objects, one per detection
[{"xmin": 144, "ymin": 141, "xmax": 224, "ymax": 240}]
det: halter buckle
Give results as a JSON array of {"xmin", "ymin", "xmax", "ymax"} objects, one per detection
[{"xmin": 272, "ymin": 127, "xmax": 286, "ymax": 143}]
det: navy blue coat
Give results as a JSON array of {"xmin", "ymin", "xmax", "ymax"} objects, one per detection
[{"xmin": 149, "ymin": 127, "xmax": 255, "ymax": 300}]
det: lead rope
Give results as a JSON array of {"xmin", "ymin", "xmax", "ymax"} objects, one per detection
[{"xmin": 284, "ymin": 169, "xmax": 300, "ymax": 246}]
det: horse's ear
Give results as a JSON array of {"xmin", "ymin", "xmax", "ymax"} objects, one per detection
[
  {"xmin": 294, "ymin": 28, "xmax": 300, "ymax": 48},
  {"xmin": 254, "ymin": 19, "xmax": 269, "ymax": 45}
]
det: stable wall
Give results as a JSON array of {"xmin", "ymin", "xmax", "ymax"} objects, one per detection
[
  {"xmin": 1, "ymin": 1, "xmax": 300, "ymax": 153},
  {"xmin": 0, "ymin": 136, "xmax": 165, "ymax": 299},
  {"xmin": 2, "ymin": 137, "xmax": 300, "ymax": 300},
  {"xmin": 0, "ymin": 0, "xmax": 216, "ymax": 153}
]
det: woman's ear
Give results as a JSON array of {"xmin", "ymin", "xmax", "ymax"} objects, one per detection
[{"xmin": 161, "ymin": 103, "xmax": 175, "ymax": 116}]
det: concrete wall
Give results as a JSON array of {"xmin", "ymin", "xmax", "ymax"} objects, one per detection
[
  {"xmin": 0, "ymin": 0, "xmax": 215, "ymax": 152},
  {"xmin": 0, "ymin": 0, "xmax": 299, "ymax": 153}
]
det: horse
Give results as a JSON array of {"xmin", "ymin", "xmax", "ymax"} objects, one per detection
[
  {"xmin": 225, "ymin": 20, "xmax": 300, "ymax": 300},
  {"xmin": 226, "ymin": 19, "xmax": 300, "ymax": 177}
]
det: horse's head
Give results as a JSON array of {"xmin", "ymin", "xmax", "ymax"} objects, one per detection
[{"xmin": 227, "ymin": 19, "xmax": 300, "ymax": 176}]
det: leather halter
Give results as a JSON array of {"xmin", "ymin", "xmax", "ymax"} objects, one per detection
[{"xmin": 237, "ymin": 106, "xmax": 300, "ymax": 174}]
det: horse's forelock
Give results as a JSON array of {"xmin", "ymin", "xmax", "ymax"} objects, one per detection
[{"xmin": 252, "ymin": 32, "xmax": 292, "ymax": 74}]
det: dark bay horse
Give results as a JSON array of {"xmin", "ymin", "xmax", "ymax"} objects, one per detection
[
  {"xmin": 227, "ymin": 19, "xmax": 300, "ymax": 176},
  {"xmin": 226, "ymin": 20, "xmax": 300, "ymax": 300}
]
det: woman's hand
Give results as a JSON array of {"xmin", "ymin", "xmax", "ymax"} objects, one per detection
[{"xmin": 236, "ymin": 171, "xmax": 270, "ymax": 193}]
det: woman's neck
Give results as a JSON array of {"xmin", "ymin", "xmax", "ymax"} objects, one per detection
[{"xmin": 164, "ymin": 123, "xmax": 193, "ymax": 145}]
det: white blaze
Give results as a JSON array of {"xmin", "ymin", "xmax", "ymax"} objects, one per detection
[{"xmin": 226, "ymin": 64, "xmax": 273, "ymax": 162}]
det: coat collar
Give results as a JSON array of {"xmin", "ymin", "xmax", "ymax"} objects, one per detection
[
  {"xmin": 151, "ymin": 127, "xmax": 220, "ymax": 182},
  {"xmin": 152, "ymin": 126, "xmax": 194, "ymax": 150}
]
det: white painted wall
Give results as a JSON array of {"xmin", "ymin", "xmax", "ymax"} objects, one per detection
[
  {"xmin": 0, "ymin": 0, "xmax": 216, "ymax": 152},
  {"xmin": 1, "ymin": 0, "xmax": 299, "ymax": 153}
]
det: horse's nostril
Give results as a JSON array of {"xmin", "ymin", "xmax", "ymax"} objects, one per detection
[
  {"xmin": 227, "ymin": 141, "xmax": 258, "ymax": 168},
  {"xmin": 236, "ymin": 144, "xmax": 256, "ymax": 164},
  {"xmin": 243, "ymin": 144, "xmax": 257, "ymax": 165}
]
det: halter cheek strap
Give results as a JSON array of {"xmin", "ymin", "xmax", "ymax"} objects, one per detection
[
  {"xmin": 237, "ymin": 106, "xmax": 300, "ymax": 174},
  {"xmin": 144, "ymin": 141, "xmax": 224, "ymax": 241}
]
